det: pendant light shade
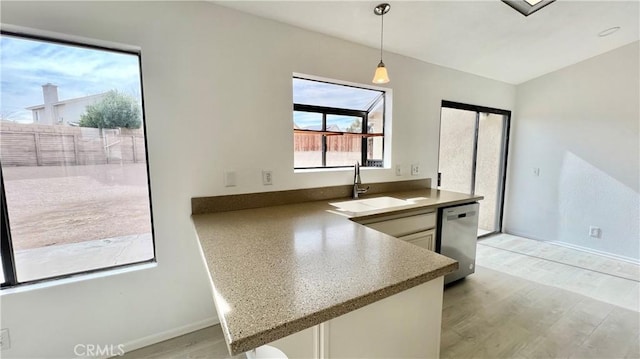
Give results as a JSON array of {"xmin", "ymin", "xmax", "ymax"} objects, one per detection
[
  {"xmin": 372, "ymin": 3, "xmax": 390, "ymax": 84},
  {"xmin": 373, "ymin": 61, "xmax": 390, "ymax": 84}
]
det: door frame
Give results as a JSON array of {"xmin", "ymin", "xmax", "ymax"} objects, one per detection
[{"xmin": 438, "ymin": 100, "xmax": 511, "ymax": 235}]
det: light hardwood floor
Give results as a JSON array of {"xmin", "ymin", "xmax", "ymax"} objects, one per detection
[
  {"xmin": 442, "ymin": 234, "xmax": 639, "ymax": 359},
  {"xmin": 121, "ymin": 234, "xmax": 640, "ymax": 359},
  {"xmin": 119, "ymin": 325, "xmax": 242, "ymax": 359}
]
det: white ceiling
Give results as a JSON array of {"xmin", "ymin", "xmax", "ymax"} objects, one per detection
[{"xmin": 213, "ymin": 0, "xmax": 640, "ymax": 84}]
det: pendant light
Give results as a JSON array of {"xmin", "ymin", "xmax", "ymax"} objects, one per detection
[{"xmin": 372, "ymin": 3, "xmax": 391, "ymax": 84}]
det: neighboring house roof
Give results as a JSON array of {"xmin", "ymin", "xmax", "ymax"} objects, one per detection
[{"xmin": 25, "ymin": 92, "xmax": 108, "ymax": 110}]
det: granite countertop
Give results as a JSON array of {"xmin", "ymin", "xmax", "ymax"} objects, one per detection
[{"xmin": 192, "ymin": 187, "xmax": 481, "ymax": 355}]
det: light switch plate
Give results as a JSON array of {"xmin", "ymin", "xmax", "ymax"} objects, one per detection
[
  {"xmin": 395, "ymin": 165, "xmax": 402, "ymax": 176},
  {"xmin": 224, "ymin": 170, "xmax": 237, "ymax": 187},
  {"xmin": 1, "ymin": 328, "xmax": 10, "ymax": 350}
]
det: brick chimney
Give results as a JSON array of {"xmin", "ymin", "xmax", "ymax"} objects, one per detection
[{"xmin": 42, "ymin": 83, "xmax": 59, "ymax": 125}]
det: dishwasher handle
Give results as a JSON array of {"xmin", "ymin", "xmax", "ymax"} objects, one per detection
[{"xmin": 446, "ymin": 211, "xmax": 476, "ymax": 221}]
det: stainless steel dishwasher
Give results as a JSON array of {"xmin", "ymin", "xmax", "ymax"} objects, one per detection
[{"xmin": 436, "ymin": 202, "xmax": 479, "ymax": 284}]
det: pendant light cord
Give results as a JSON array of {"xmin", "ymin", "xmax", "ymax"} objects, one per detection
[{"xmin": 380, "ymin": 13, "xmax": 384, "ymax": 62}]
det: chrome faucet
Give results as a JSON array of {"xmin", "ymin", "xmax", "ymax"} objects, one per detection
[{"xmin": 353, "ymin": 161, "xmax": 370, "ymax": 199}]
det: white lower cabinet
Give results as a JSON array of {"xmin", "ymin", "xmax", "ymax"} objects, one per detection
[
  {"xmin": 355, "ymin": 209, "xmax": 437, "ymax": 252},
  {"xmin": 398, "ymin": 228, "xmax": 435, "ymax": 251},
  {"xmin": 270, "ymin": 326, "xmax": 319, "ymax": 358},
  {"xmin": 268, "ymin": 277, "xmax": 444, "ymax": 359}
]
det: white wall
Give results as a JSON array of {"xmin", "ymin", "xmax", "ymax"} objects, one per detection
[
  {"xmin": 0, "ymin": 2, "xmax": 515, "ymax": 357},
  {"xmin": 505, "ymin": 41, "xmax": 640, "ymax": 261}
]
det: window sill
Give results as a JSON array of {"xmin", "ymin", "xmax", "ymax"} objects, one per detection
[
  {"xmin": 294, "ymin": 166, "xmax": 388, "ymax": 174},
  {"xmin": 0, "ymin": 261, "xmax": 157, "ymax": 295}
]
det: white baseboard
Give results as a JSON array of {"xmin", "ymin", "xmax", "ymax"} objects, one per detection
[
  {"xmin": 502, "ymin": 228, "xmax": 544, "ymax": 242},
  {"xmin": 547, "ymin": 241, "xmax": 640, "ymax": 265},
  {"xmin": 503, "ymin": 229, "xmax": 640, "ymax": 265},
  {"xmin": 121, "ymin": 317, "xmax": 220, "ymax": 355}
]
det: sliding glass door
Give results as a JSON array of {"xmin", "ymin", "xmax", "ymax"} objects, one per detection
[{"xmin": 437, "ymin": 101, "xmax": 510, "ymax": 237}]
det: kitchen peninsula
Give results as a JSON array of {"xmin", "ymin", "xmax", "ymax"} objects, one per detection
[{"xmin": 191, "ymin": 181, "xmax": 481, "ymax": 357}]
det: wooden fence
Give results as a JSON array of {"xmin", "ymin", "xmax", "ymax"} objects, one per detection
[
  {"xmin": 0, "ymin": 121, "xmax": 146, "ymax": 167},
  {"xmin": 294, "ymin": 133, "xmax": 362, "ymax": 152}
]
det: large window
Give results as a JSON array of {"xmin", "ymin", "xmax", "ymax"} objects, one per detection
[
  {"xmin": 293, "ymin": 77, "xmax": 386, "ymax": 169},
  {"xmin": 0, "ymin": 32, "xmax": 155, "ymax": 286}
]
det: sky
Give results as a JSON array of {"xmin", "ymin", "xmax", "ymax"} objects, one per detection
[
  {"xmin": 293, "ymin": 78, "xmax": 383, "ymax": 131},
  {"xmin": 0, "ymin": 34, "xmax": 142, "ymax": 123},
  {"xmin": 0, "ymin": 35, "xmax": 379, "ymax": 127}
]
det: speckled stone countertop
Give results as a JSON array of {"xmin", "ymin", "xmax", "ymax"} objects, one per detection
[{"xmin": 192, "ymin": 187, "xmax": 481, "ymax": 355}]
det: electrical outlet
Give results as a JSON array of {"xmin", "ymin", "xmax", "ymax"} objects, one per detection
[
  {"xmin": 1, "ymin": 328, "xmax": 10, "ymax": 350},
  {"xmin": 395, "ymin": 165, "xmax": 402, "ymax": 176},
  {"xmin": 411, "ymin": 164, "xmax": 420, "ymax": 176},
  {"xmin": 262, "ymin": 170, "xmax": 273, "ymax": 185},
  {"xmin": 533, "ymin": 167, "xmax": 540, "ymax": 176},
  {"xmin": 589, "ymin": 226, "xmax": 601, "ymax": 238}
]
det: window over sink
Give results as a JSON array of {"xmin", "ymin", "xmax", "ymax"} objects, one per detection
[{"xmin": 293, "ymin": 76, "xmax": 387, "ymax": 169}]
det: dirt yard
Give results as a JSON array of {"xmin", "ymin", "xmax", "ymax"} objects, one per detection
[{"xmin": 3, "ymin": 163, "xmax": 152, "ymax": 250}]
